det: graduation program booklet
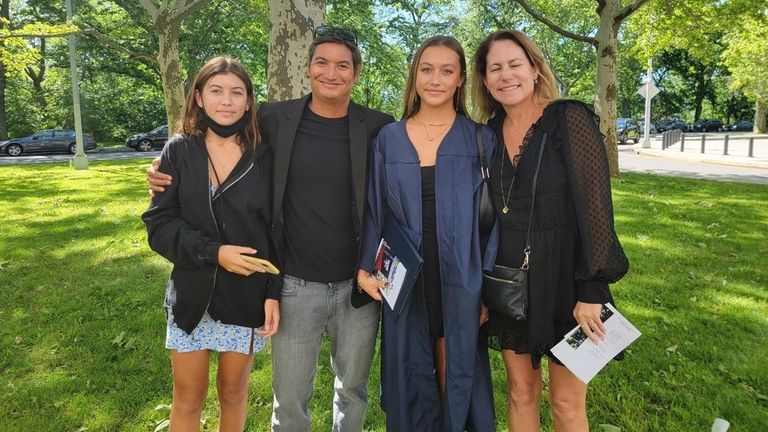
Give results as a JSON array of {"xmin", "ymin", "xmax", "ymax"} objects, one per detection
[
  {"xmin": 374, "ymin": 238, "xmax": 407, "ymax": 310},
  {"xmin": 550, "ymin": 303, "xmax": 641, "ymax": 384},
  {"xmin": 373, "ymin": 216, "xmax": 423, "ymax": 315}
]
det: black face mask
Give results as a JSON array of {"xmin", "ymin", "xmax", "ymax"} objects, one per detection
[{"xmin": 203, "ymin": 114, "xmax": 247, "ymax": 138}]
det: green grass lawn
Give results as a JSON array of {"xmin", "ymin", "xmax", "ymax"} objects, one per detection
[{"xmin": 1, "ymin": 160, "xmax": 766, "ymax": 431}]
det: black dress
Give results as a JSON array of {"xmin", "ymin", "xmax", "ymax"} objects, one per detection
[
  {"xmin": 420, "ymin": 165, "xmax": 444, "ymax": 338},
  {"xmin": 484, "ymin": 100, "xmax": 629, "ymax": 368}
]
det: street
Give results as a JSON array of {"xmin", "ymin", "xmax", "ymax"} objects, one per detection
[
  {"xmin": 618, "ymin": 146, "xmax": 768, "ymax": 185},
  {"xmin": 1, "ymin": 146, "xmax": 767, "ymax": 185}
]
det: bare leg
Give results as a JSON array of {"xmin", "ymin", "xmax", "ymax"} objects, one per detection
[
  {"xmin": 216, "ymin": 351, "xmax": 255, "ymax": 432},
  {"xmin": 434, "ymin": 337, "xmax": 446, "ymax": 406},
  {"xmin": 170, "ymin": 349, "xmax": 210, "ymax": 432},
  {"xmin": 548, "ymin": 360, "xmax": 588, "ymax": 432},
  {"xmin": 502, "ymin": 350, "xmax": 542, "ymax": 432}
]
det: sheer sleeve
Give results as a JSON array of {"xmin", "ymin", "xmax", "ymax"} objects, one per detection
[{"xmin": 561, "ymin": 102, "xmax": 629, "ymax": 303}]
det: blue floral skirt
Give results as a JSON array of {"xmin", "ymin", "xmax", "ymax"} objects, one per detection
[{"xmin": 166, "ymin": 311, "xmax": 267, "ymax": 355}]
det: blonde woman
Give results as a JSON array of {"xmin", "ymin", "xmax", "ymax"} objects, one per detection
[
  {"xmin": 356, "ymin": 36, "xmax": 496, "ymax": 431},
  {"xmin": 472, "ymin": 30, "xmax": 629, "ymax": 432}
]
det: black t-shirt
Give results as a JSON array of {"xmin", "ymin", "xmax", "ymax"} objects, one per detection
[{"xmin": 283, "ymin": 107, "xmax": 357, "ymax": 282}]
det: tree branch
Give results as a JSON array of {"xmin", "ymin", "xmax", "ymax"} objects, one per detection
[
  {"xmin": 173, "ymin": 0, "xmax": 211, "ymax": 23},
  {"xmin": 513, "ymin": 0, "xmax": 597, "ymax": 46},
  {"xmin": 81, "ymin": 25, "xmax": 157, "ymax": 63},
  {"xmin": 481, "ymin": 2, "xmax": 505, "ymax": 29},
  {"xmin": 138, "ymin": 0, "xmax": 160, "ymax": 21},
  {"xmin": 616, "ymin": 0, "xmax": 649, "ymax": 23},
  {"xmin": 0, "ymin": 29, "xmax": 94, "ymax": 39}
]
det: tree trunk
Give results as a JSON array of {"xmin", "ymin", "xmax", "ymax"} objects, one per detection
[
  {"xmin": 0, "ymin": 0, "xmax": 10, "ymax": 139},
  {"xmin": 756, "ymin": 99, "xmax": 767, "ymax": 133},
  {"xmin": 692, "ymin": 70, "xmax": 707, "ymax": 122},
  {"xmin": 0, "ymin": 62, "xmax": 6, "ymax": 140},
  {"xmin": 266, "ymin": 0, "xmax": 324, "ymax": 101},
  {"xmin": 155, "ymin": 12, "xmax": 186, "ymax": 131},
  {"xmin": 593, "ymin": 1, "xmax": 621, "ymax": 177}
]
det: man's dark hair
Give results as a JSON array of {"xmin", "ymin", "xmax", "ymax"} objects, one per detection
[{"xmin": 307, "ymin": 25, "xmax": 362, "ymax": 72}]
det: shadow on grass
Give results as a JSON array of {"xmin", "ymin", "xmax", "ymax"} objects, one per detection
[{"xmin": 2, "ymin": 164, "xmax": 767, "ymax": 431}]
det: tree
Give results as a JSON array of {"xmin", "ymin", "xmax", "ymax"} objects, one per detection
[
  {"xmin": 513, "ymin": 0, "xmax": 649, "ymax": 176},
  {"xmin": 723, "ymin": 13, "xmax": 768, "ymax": 133},
  {"xmin": 135, "ymin": 0, "xmax": 210, "ymax": 130},
  {"xmin": 0, "ymin": 0, "xmax": 77, "ymax": 139},
  {"xmin": 327, "ymin": 0, "xmax": 407, "ymax": 115},
  {"xmin": 266, "ymin": 0, "xmax": 324, "ymax": 101}
]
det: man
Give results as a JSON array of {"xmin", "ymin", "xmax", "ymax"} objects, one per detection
[{"xmin": 149, "ymin": 26, "xmax": 394, "ymax": 431}]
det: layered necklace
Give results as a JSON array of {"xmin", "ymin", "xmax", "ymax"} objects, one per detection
[{"xmin": 412, "ymin": 116, "xmax": 454, "ymax": 141}]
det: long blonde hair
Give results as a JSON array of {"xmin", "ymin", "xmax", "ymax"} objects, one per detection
[
  {"xmin": 402, "ymin": 35, "xmax": 470, "ymax": 119},
  {"xmin": 471, "ymin": 30, "xmax": 559, "ymax": 123}
]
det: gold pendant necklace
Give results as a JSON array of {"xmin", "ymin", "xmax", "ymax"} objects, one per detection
[
  {"xmin": 413, "ymin": 116, "xmax": 451, "ymax": 141},
  {"xmin": 500, "ymin": 145, "xmax": 515, "ymax": 214}
]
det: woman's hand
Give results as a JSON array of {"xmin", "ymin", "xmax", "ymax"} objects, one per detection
[
  {"xmin": 218, "ymin": 245, "xmax": 268, "ymax": 276},
  {"xmin": 257, "ymin": 299, "xmax": 280, "ymax": 337},
  {"xmin": 573, "ymin": 301, "xmax": 606, "ymax": 342},
  {"xmin": 355, "ymin": 269, "xmax": 384, "ymax": 301},
  {"xmin": 479, "ymin": 302, "xmax": 489, "ymax": 327},
  {"xmin": 147, "ymin": 157, "xmax": 172, "ymax": 195}
]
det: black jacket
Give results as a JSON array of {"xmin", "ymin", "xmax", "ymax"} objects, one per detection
[
  {"xmin": 258, "ymin": 94, "xmax": 395, "ymax": 307},
  {"xmin": 142, "ymin": 134, "xmax": 278, "ymax": 333}
]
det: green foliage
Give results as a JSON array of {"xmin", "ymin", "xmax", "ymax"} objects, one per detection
[
  {"xmin": 722, "ymin": 13, "xmax": 768, "ymax": 103},
  {"xmin": 1, "ymin": 161, "xmax": 767, "ymax": 430},
  {"xmin": 180, "ymin": 0, "xmax": 271, "ymax": 100},
  {"xmin": 328, "ymin": 0, "xmax": 408, "ymax": 116},
  {"xmin": 627, "ymin": 0, "xmax": 766, "ymax": 122},
  {"xmin": 3, "ymin": 0, "xmax": 764, "ymax": 138},
  {"xmin": 0, "ymin": 18, "xmax": 77, "ymax": 76}
]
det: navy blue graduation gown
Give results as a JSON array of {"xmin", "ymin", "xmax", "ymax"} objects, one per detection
[{"xmin": 359, "ymin": 114, "xmax": 498, "ymax": 431}]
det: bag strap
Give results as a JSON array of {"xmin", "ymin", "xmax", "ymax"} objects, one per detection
[
  {"xmin": 475, "ymin": 124, "xmax": 489, "ymax": 181},
  {"xmin": 521, "ymin": 132, "xmax": 547, "ymax": 269}
]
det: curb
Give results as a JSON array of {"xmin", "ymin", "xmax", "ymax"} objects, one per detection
[
  {"xmin": 93, "ymin": 146, "xmax": 137, "ymax": 153},
  {"xmin": 633, "ymin": 148, "xmax": 768, "ymax": 170}
]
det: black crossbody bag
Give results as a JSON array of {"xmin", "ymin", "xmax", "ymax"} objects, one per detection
[{"xmin": 476, "ymin": 128, "xmax": 547, "ymax": 320}]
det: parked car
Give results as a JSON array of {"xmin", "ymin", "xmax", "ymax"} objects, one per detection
[
  {"xmin": 0, "ymin": 129, "xmax": 96, "ymax": 156},
  {"xmin": 691, "ymin": 119, "xmax": 724, "ymax": 132},
  {"xmin": 726, "ymin": 120, "xmax": 753, "ymax": 132},
  {"xmin": 657, "ymin": 119, "xmax": 688, "ymax": 132},
  {"xmin": 616, "ymin": 118, "xmax": 640, "ymax": 144},
  {"xmin": 639, "ymin": 121, "xmax": 657, "ymax": 134},
  {"xmin": 126, "ymin": 125, "xmax": 169, "ymax": 152}
]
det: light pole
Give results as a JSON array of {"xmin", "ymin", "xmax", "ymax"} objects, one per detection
[
  {"xmin": 67, "ymin": 0, "xmax": 88, "ymax": 170},
  {"xmin": 641, "ymin": 57, "xmax": 653, "ymax": 148}
]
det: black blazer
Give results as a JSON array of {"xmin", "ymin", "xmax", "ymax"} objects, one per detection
[
  {"xmin": 142, "ymin": 135, "xmax": 277, "ymax": 333},
  {"xmin": 258, "ymin": 94, "xmax": 395, "ymax": 307}
]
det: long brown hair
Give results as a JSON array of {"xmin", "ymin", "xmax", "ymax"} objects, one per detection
[
  {"xmin": 471, "ymin": 30, "xmax": 559, "ymax": 123},
  {"xmin": 402, "ymin": 36, "xmax": 469, "ymax": 119},
  {"xmin": 179, "ymin": 56, "xmax": 260, "ymax": 151}
]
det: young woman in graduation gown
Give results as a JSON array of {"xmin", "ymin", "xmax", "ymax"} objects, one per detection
[{"xmin": 356, "ymin": 36, "xmax": 497, "ymax": 432}]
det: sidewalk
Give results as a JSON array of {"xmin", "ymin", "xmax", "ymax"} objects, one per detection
[{"xmin": 631, "ymin": 132, "xmax": 768, "ymax": 170}]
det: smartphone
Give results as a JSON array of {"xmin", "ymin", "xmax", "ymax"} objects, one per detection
[{"xmin": 240, "ymin": 254, "xmax": 280, "ymax": 274}]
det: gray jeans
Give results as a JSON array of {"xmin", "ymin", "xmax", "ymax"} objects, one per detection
[{"xmin": 271, "ymin": 275, "xmax": 380, "ymax": 432}]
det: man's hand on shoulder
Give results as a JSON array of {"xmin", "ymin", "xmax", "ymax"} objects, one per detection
[{"xmin": 147, "ymin": 156, "xmax": 172, "ymax": 197}]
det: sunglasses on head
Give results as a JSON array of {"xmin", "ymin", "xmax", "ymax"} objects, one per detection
[{"xmin": 313, "ymin": 25, "xmax": 358, "ymax": 46}]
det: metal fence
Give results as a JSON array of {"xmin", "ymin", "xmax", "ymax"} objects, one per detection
[{"xmin": 660, "ymin": 130, "xmax": 766, "ymax": 158}]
